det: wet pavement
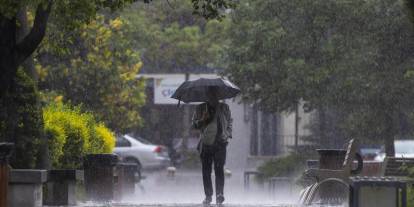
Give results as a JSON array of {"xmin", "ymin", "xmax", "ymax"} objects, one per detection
[
  {"xmin": 74, "ymin": 170, "xmax": 302, "ymax": 207},
  {"xmin": 71, "ymin": 170, "xmax": 347, "ymax": 207},
  {"xmin": 78, "ymin": 204, "xmax": 300, "ymax": 207}
]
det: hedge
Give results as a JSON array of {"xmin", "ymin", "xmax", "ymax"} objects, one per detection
[{"xmin": 43, "ymin": 102, "xmax": 115, "ymax": 169}]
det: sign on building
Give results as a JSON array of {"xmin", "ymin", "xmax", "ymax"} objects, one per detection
[
  {"xmin": 153, "ymin": 75, "xmax": 185, "ymax": 104},
  {"xmin": 137, "ymin": 74, "xmax": 221, "ymax": 104}
]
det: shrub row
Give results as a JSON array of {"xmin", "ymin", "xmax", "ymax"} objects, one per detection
[{"xmin": 43, "ymin": 102, "xmax": 115, "ymax": 169}]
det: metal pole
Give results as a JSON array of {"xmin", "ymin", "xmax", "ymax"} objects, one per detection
[
  {"xmin": 294, "ymin": 102, "xmax": 300, "ymax": 152},
  {"xmin": 182, "ymin": 73, "xmax": 190, "ymax": 152},
  {"xmin": 0, "ymin": 143, "xmax": 13, "ymax": 207}
]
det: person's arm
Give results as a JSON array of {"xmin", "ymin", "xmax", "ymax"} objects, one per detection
[
  {"xmin": 192, "ymin": 104, "xmax": 210, "ymax": 129},
  {"xmin": 224, "ymin": 104, "xmax": 233, "ymax": 138},
  {"xmin": 192, "ymin": 105, "xmax": 202, "ymax": 129}
]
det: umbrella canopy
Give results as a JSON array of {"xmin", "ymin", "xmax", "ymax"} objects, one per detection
[{"xmin": 171, "ymin": 78, "xmax": 240, "ymax": 103}]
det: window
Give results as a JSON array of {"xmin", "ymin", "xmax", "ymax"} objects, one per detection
[{"xmin": 115, "ymin": 136, "xmax": 131, "ymax": 147}]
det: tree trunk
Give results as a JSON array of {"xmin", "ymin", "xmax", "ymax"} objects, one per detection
[
  {"xmin": 0, "ymin": 16, "xmax": 19, "ymax": 143},
  {"xmin": 16, "ymin": 7, "xmax": 50, "ymax": 169},
  {"xmin": 17, "ymin": 7, "xmax": 37, "ymax": 81},
  {"xmin": 384, "ymin": 112, "xmax": 395, "ymax": 157},
  {"xmin": 0, "ymin": 2, "xmax": 51, "ymax": 168},
  {"xmin": 318, "ymin": 105, "xmax": 327, "ymax": 148},
  {"xmin": 294, "ymin": 102, "xmax": 300, "ymax": 152}
]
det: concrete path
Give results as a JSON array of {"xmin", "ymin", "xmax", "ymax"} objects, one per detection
[
  {"xmin": 78, "ymin": 204, "xmax": 299, "ymax": 207},
  {"xmin": 72, "ymin": 170, "xmax": 306, "ymax": 207}
]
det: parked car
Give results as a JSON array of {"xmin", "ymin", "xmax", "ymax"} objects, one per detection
[
  {"xmin": 113, "ymin": 134, "xmax": 170, "ymax": 170},
  {"xmin": 359, "ymin": 147, "xmax": 381, "ymax": 161},
  {"xmin": 374, "ymin": 140, "xmax": 414, "ymax": 161}
]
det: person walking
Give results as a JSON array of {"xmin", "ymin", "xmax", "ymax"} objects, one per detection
[{"xmin": 192, "ymin": 87, "xmax": 233, "ymax": 206}]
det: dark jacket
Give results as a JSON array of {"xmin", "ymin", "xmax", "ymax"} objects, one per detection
[{"xmin": 192, "ymin": 102, "xmax": 233, "ymax": 143}]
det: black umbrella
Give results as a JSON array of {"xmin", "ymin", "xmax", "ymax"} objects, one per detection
[{"xmin": 171, "ymin": 78, "xmax": 240, "ymax": 103}]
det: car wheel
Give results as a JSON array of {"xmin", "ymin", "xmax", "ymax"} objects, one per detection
[
  {"xmin": 124, "ymin": 157, "xmax": 142, "ymax": 171},
  {"xmin": 124, "ymin": 157, "xmax": 142, "ymax": 182}
]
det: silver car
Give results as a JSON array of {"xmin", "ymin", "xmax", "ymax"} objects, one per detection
[
  {"xmin": 113, "ymin": 135, "xmax": 170, "ymax": 170},
  {"xmin": 375, "ymin": 140, "xmax": 414, "ymax": 161}
]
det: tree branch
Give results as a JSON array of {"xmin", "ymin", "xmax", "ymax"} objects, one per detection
[{"xmin": 16, "ymin": 1, "xmax": 52, "ymax": 64}]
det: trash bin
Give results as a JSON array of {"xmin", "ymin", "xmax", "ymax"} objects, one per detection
[
  {"xmin": 316, "ymin": 149, "xmax": 347, "ymax": 170},
  {"xmin": 84, "ymin": 154, "xmax": 119, "ymax": 202},
  {"xmin": 114, "ymin": 162, "xmax": 139, "ymax": 199},
  {"xmin": 350, "ymin": 176, "xmax": 407, "ymax": 207}
]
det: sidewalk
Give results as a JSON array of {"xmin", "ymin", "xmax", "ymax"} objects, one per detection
[{"xmin": 118, "ymin": 170, "xmax": 299, "ymax": 206}]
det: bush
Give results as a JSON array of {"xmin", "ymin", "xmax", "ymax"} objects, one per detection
[
  {"xmin": 93, "ymin": 124, "xmax": 115, "ymax": 153},
  {"xmin": 43, "ymin": 102, "xmax": 115, "ymax": 169},
  {"xmin": 44, "ymin": 123, "xmax": 66, "ymax": 167},
  {"xmin": 257, "ymin": 153, "xmax": 306, "ymax": 182},
  {"xmin": 407, "ymin": 167, "xmax": 414, "ymax": 206}
]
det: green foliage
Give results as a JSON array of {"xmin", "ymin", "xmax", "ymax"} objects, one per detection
[
  {"xmin": 120, "ymin": 1, "xmax": 230, "ymax": 73},
  {"xmin": 7, "ymin": 68, "xmax": 44, "ymax": 168},
  {"xmin": 257, "ymin": 154, "xmax": 306, "ymax": 180},
  {"xmin": 224, "ymin": 0, "xmax": 414, "ymax": 152},
  {"xmin": 0, "ymin": 0, "xmax": 43, "ymax": 18},
  {"xmin": 408, "ymin": 186, "xmax": 414, "ymax": 207},
  {"xmin": 44, "ymin": 121, "xmax": 66, "ymax": 167},
  {"xmin": 43, "ymin": 102, "xmax": 115, "ymax": 169},
  {"xmin": 93, "ymin": 124, "xmax": 116, "ymax": 153},
  {"xmin": 37, "ymin": 15, "xmax": 146, "ymax": 133},
  {"xmin": 191, "ymin": 0, "xmax": 236, "ymax": 20},
  {"xmin": 408, "ymin": 168, "xmax": 414, "ymax": 206}
]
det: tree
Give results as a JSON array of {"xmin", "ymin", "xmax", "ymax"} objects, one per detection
[
  {"xmin": 0, "ymin": 0, "xmax": 235, "ymax": 167},
  {"xmin": 36, "ymin": 15, "xmax": 146, "ymax": 133},
  {"xmin": 0, "ymin": 0, "xmax": 234, "ymax": 98},
  {"xmin": 7, "ymin": 68, "xmax": 43, "ymax": 168},
  {"xmin": 120, "ymin": 0, "xmax": 230, "ymax": 73},
  {"xmin": 224, "ymin": 0, "xmax": 414, "ymax": 155}
]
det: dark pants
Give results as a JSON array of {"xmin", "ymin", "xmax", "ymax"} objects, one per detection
[{"xmin": 200, "ymin": 142, "xmax": 227, "ymax": 198}]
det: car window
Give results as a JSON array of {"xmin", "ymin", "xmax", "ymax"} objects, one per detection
[
  {"xmin": 134, "ymin": 137, "xmax": 153, "ymax": 145},
  {"xmin": 115, "ymin": 136, "xmax": 131, "ymax": 147}
]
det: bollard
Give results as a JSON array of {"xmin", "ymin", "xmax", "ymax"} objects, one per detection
[
  {"xmin": 0, "ymin": 143, "xmax": 13, "ymax": 207},
  {"xmin": 166, "ymin": 166, "xmax": 176, "ymax": 178},
  {"xmin": 84, "ymin": 154, "xmax": 119, "ymax": 202}
]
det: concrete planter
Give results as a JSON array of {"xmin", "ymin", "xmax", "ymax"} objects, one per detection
[
  {"xmin": 44, "ymin": 169, "xmax": 84, "ymax": 206},
  {"xmin": 8, "ymin": 169, "xmax": 47, "ymax": 207}
]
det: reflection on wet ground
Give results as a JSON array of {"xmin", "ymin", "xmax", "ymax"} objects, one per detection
[{"xmin": 76, "ymin": 170, "xmax": 306, "ymax": 207}]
